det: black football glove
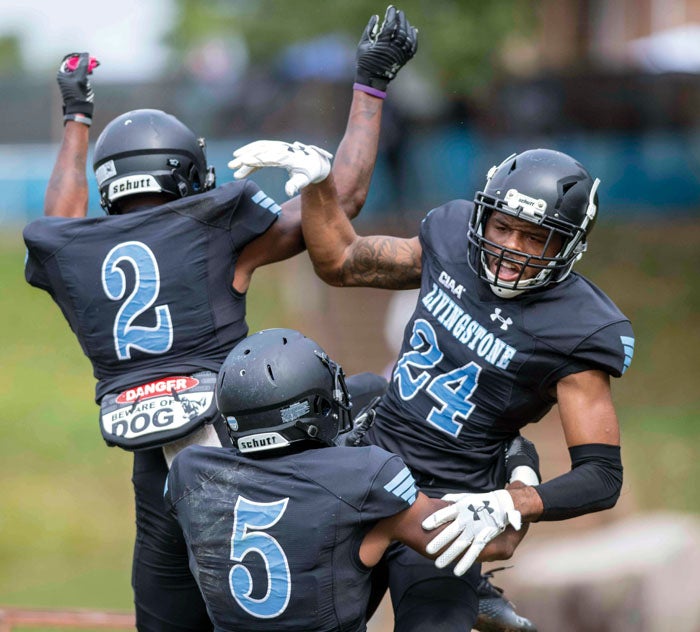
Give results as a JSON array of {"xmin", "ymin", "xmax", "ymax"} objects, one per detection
[
  {"xmin": 57, "ymin": 52, "xmax": 100, "ymax": 126},
  {"xmin": 335, "ymin": 396, "xmax": 381, "ymax": 447},
  {"xmin": 355, "ymin": 5, "xmax": 418, "ymax": 93},
  {"xmin": 504, "ymin": 434, "xmax": 542, "ymax": 485}
]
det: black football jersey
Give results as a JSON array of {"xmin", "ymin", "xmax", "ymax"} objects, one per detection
[
  {"xmin": 165, "ymin": 445, "xmax": 416, "ymax": 632},
  {"xmin": 368, "ymin": 200, "xmax": 635, "ymax": 494},
  {"xmin": 24, "ymin": 181, "xmax": 280, "ymax": 401}
]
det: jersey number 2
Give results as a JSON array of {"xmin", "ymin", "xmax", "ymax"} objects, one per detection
[
  {"xmin": 229, "ymin": 496, "xmax": 291, "ymax": 619},
  {"xmin": 394, "ymin": 319, "xmax": 481, "ymax": 437},
  {"xmin": 101, "ymin": 241, "xmax": 173, "ymax": 360}
]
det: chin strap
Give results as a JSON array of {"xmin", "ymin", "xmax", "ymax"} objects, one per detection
[{"xmin": 203, "ymin": 166, "xmax": 216, "ymax": 190}]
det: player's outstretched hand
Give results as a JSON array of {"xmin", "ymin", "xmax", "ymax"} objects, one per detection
[
  {"xmin": 355, "ymin": 5, "xmax": 418, "ymax": 93},
  {"xmin": 229, "ymin": 140, "xmax": 333, "ymax": 197},
  {"xmin": 422, "ymin": 490, "xmax": 522, "ymax": 576},
  {"xmin": 57, "ymin": 52, "xmax": 100, "ymax": 126}
]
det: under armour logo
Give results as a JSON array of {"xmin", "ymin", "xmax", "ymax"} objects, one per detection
[
  {"xmin": 467, "ymin": 501, "xmax": 495, "ymax": 521},
  {"xmin": 288, "ymin": 144, "xmax": 309, "ymax": 155},
  {"xmin": 490, "ymin": 308, "xmax": 513, "ymax": 331}
]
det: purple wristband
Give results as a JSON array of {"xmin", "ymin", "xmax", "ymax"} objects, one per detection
[
  {"xmin": 63, "ymin": 113, "xmax": 92, "ymax": 127},
  {"xmin": 353, "ymin": 82, "xmax": 387, "ymax": 100}
]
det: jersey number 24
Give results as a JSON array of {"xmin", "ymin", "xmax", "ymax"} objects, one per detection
[{"xmin": 394, "ymin": 319, "xmax": 481, "ymax": 437}]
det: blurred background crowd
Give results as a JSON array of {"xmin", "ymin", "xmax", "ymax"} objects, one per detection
[{"xmin": 1, "ymin": 0, "xmax": 699, "ymax": 222}]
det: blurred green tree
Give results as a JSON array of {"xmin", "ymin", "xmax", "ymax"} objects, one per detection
[
  {"xmin": 0, "ymin": 34, "xmax": 23, "ymax": 77},
  {"xmin": 167, "ymin": 0, "xmax": 536, "ymax": 94}
]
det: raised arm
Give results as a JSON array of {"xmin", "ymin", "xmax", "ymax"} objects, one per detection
[
  {"xmin": 301, "ymin": 174, "xmax": 422, "ymax": 289},
  {"xmin": 335, "ymin": 4, "xmax": 418, "ymax": 219},
  {"xmin": 331, "ymin": 91, "xmax": 385, "ymax": 220},
  {"xmin": 231, "ymin": 139, "xmax": 423, "ymax": 291},
  {"xmin": 44, "ymin": 53, "xmax": 99, "ymax": 218},
  {"xmin": 230, "ymin": 6, "xmax": 418, "ymax": 292},
  {"xmin": 229, "ymin": 90, "xmax": 388, "ymax": 292},
  {"xmin": 45, "ymin": 121, "xmax": 90, "ymax": 217}
]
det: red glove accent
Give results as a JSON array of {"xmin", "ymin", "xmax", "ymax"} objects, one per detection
[{"xmin": 62, "ymin": 54, "xmax": 100, "ymax": 74}]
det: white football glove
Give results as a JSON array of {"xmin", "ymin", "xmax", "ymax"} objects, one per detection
[
  {"xmin": 228, "ymin": 140, "xmax": 333, "ymax": 197},
  {"xmin": 422, "ymin": 490, "xmax": 521, "ymax": 577}
]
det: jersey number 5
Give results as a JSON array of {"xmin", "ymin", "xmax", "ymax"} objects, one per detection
[
  {"xmin": 229, "ymin": 496, "xmax": 292, "ymax": 619},
  {"xmin": 101, "ymin": 241, "xmax": 173, "ymax": 360},
  {"xmin": 394, "ymin": 319, "xmax": 481, "ymax": 437}
]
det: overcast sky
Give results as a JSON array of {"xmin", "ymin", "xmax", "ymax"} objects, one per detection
[{"xmin": 0, "ymin": 0, "xmax": 174, "ymax": 81}]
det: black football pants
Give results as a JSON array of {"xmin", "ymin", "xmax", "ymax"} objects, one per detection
[{"xmin": 368, "ymin": 541, "xmax": 481, "ymax": 632}]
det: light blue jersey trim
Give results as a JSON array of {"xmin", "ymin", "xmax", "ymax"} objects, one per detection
[
  {"xmin": 252, "ymin": 190, "xmax": 282, "ymax": 215},
  {"xmin": 384, "ymin": 466, "xmax": 417, "ymax": 504},
  {"xmin": 620, "ymin": 335, "xmax": 635, "ymax": 374}
]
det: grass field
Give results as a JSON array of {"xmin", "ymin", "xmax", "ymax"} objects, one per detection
[{"xmin": 1, "ymin": 217, "xmax": 698, "ymax": 623}]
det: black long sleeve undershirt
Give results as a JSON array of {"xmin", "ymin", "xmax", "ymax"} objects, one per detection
[{"xmin": 534, "ymin": 443, "xmax": 623, "ymax": 521}]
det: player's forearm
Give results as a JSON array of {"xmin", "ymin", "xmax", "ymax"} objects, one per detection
[
  {"xmin": 508, "ymin": 442, "xmax": 623, "ymax": 523},
  {"xmin": 331, "ymin": 91, "xmax": 383, "ymax": 220},
  {"xmin": 301, "ymin": 177, "xmax": 422, "ymax": 290},
  {"xmin": 506, "ymin": 484, "xmax": 545, "ymax": 522},
  {"xmin": 44, "ymin": 121, "xmax": 89, "ymax": 217},
  {"xmin": 526, "ymin": 443, "xmax": 623, "ymax": 521},
  {"xmin": 301, "ymin": 175, "xmax": 359, "ymax": 286}
]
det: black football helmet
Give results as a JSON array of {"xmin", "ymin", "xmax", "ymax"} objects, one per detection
[
  {"xmin": 467, "ymin": 149, "xmax": 600, "ymax": 298},
  {"xmin": 92, "ymin": 109, "xmax": 216, "ymax": 214},
  {"xmin": 216, "ymin": 329, "xmax": 352, "ymax": 454}
]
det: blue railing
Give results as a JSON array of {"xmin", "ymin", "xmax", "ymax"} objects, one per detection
[{"xmin": 3, "ymin": 127, "xmax": 699, "ymax": 225}]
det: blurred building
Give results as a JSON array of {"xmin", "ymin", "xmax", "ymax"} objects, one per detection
[
  {"xmin": 508, "ymin": 0, "xmax": 700, "ymax": 72},
  {"xmin": 489, "ymin": 0, "xmax": 700, "ymax": 132}
]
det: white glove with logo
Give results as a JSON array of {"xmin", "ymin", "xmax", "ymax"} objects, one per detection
[
  {"xmin": 228, "ymin": 140, "xmax": 333, "ymax": 197},
  {"xmin": 422, "ymin": 490, "xmax": 522, "ymax": 577}
]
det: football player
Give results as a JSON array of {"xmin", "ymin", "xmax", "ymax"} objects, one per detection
[
  {"xmin": 228, "ymin": 140, "xmax": 634, "ymax": 631},
  {"xmin": 165, "ymin": 328, "xmax": 527, "ymax": 632},
  {"xmin": 23, "ymin": 8, "xmax": 417, "ymax": 631}
]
